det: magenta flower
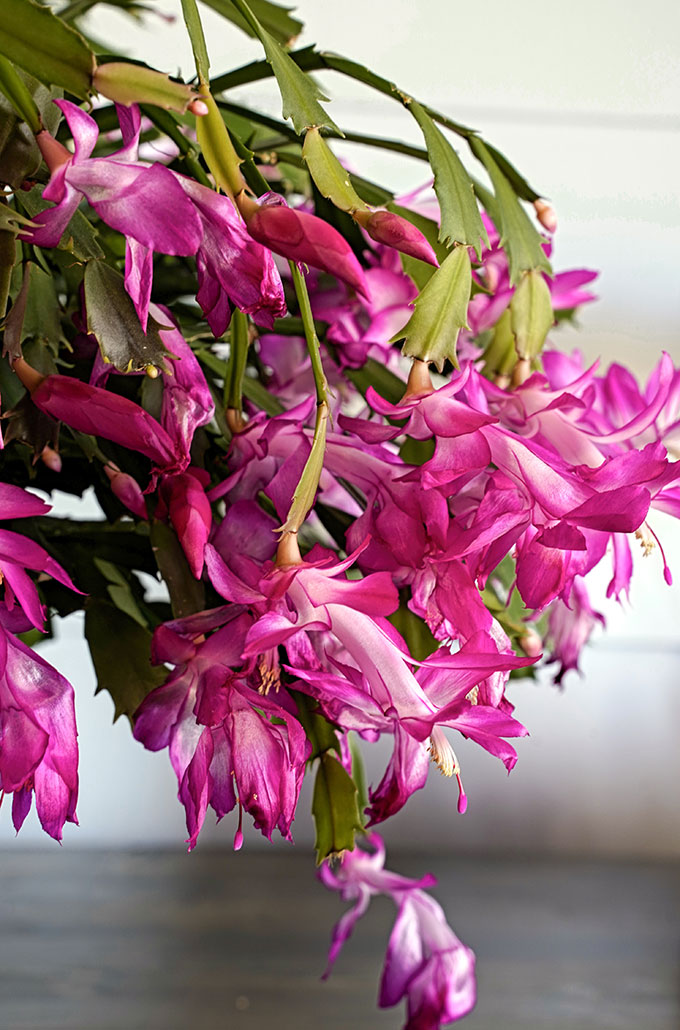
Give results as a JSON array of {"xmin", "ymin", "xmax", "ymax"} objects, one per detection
[
  {"xmin": 0, "ymin": 482, "xmax": 80, "ymax": 630},
  {"xmin": 20, "ymin": 311, "xmax": 214, "ymax": 489},
  {"xmin": 288, "ymin": 627, "xmax": 530, "ymax": 823},
  {"xmin": 133, "ymin": 607, "xmax": 309, "ymax": 849},
  {"xmin": 350, "ymin": 365, "xmax": 659, "ymax": 611},
  {"xmin": 204, "ymin": 541, "xmax": 446, "ymax": 738},
  {"xmin": 0, "ymin": 485, "xmax": 80, "ymax": 842},
  {"xmin": 0, "ymin": 621, "xmax": 79, "ymax": 841},
  {"xmin": 320, "ymin": 833, "xmax": 476, "ymax": 1029},
  {"xmin": 152, "ymin": 312, "xmax": 215, "ymax": 459},
  {"xmin": 367, "ymin": 636, "xmax": 530, "ymax": 823},
  {"xmin": 27, "ymin": 102, "xmax": 286, "ymax": 335},
  {"xmin": 176, "ymin": 178, "xmax": 287, "ymax": 336},
  {"xmin": 29, "ymin": 101, "xmax": 201, "ymax": 257}
]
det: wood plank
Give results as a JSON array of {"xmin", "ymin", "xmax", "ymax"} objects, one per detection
[{"xmin": 0, "ymin": 851, "xmax": 677, "ymax": 1029}]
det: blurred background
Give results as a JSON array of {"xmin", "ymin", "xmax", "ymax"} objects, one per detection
[
  {"xmin": 1, "ymin": 3, "xmax": 678, "ymax": 1028},
  {"xmin": 2, "ymin": 0, "xmax": 677, "ymax": 859}
]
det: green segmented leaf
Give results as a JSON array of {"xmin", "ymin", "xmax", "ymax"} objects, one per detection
[
  {"xmin": 196, "ymin": 92, "xmax": 243, "ymax": 199},
  {"xmin": 3, "ymin": 262, "xmax": 65, "ymax": 362},
  {"xmin": 0, "ymin": 0, "xmax": 94, "ymax": 100},
  {"xmin": 229, "ymin": 0, "xmax": 341, "ymax": 135},
  {"xmin": 480, "ymin": 307, "xmax": 516, "ymax": 379},
  {"xmin": 510, "ymin": 269, "xmax": 554, "ymax": 359},
  {"xmin": 180, "ymin": 0, "xmax": 210, "ymax": 81},
  {"xmin": 302, "ymin": 127, "xmax": 368, "ymax": 214},
  {"xmin": 150, "ymin": 519, "xmax": 206, "ymax": 618},
  {"xmin": 201, "ymin": 0, "xmax": 303, "ymax": 46},
  {"xmin": 93, "ymin": 558, "xmax": 148, "ymax": 629},
  {"xmin": 312, "ymin": 752, "xmax": 363, "ymax": 864},
  {"xmin": 0, "ymin": 55, "xmax": 41, "ymax": 133},
  {"xmin": 84, "ymin": 261, "xmax": 174, "ymax": 374},
  {"xmin": 409, "ymin": 100, "xmax": 487, "ymax": 257},
  {"xmin": 469, "ymin": 137, "xmax": 551, "ymax": 285},
  {"xmin": 85, "ymin": 599, "xmax": 167, "ymax": 724},
  {"xmin": 278, "ymin": 400, "xmax": 329, "ymax": 535},
  {"xmin": 396, "ymin": 245, "xmax": 471, "ymax": 371},
  {"xmin": 92, "ymin": 62, "xmax": 195, "ymax": 113},
  {"xmin": 0, "ymin": 204, "xmax": 36, "ymax": 236}
]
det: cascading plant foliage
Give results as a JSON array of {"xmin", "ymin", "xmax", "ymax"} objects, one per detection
[{"xmin": 0, "ymin": 1, "xmax": 677, "ymax": 1026}]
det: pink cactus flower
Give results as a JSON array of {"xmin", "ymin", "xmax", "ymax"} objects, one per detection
[{"xmin": 320, "ymin": 833, "xmax": 476, "ymax": 1029}]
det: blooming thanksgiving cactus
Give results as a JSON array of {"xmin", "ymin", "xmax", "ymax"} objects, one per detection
[{"xmin": 0, "ymin": 0, "xmax": 677, "ymax": 1026}]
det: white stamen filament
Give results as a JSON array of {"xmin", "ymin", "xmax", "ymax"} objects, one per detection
[
  {"xmin": 429, "ymin": 727, "xmax": 468, "ymax": 814},
  {"xmin": 429, "ymin": 726, "xmax": 459, "ymax": 778},
  {"xmin": 635, "ymin": 525, "xmax": 655, "ymax": 557}
]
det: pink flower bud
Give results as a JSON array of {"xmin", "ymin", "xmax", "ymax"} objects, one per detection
[
  {"xmin": 519, "ymin": 627, "xmax": 543, "ymax": 658},
  {"xmin": 188, "ymin": 99, "xmax": 209, "ymax": 117},
  {"xmin": 534, "ymin": 199, "xmax": 557, "ymax": 233},
  {"xmin": 39, "ymin": 445, "xmax": 62, "ymax": 473},
  {"xmin": 104, "ymin": 464, "xmax": 147, "ymax": 519},
  {"xmin": 363, "ymin": 209, "xmax": 438, "ymax": 266},
  {"xmin": 160, "ymin": 470, "xmax": 212, "ymax": 579},
  {"xmin": 245, "ymin": 194, "xmax": 369, "ymax": 300},
  {"xmin": 30, "ymin": 374, "xmax": 178, "ymax": 471}
]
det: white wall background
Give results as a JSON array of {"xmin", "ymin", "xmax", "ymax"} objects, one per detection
[{"xmin": 2, "ymin": 0, "xmax": 678, "ymax": 855}]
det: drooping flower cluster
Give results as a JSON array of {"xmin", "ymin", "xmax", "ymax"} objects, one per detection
[
  {"xmin": 320, "ymin": 833, "xmax": 476, "ymax": 1028},
  {"xmin": 0, "ymin": 485, "xmax": 79, "ymax": 840},
  {"xmin": 0, "ymin": 7, "xmax": 677, "ymax": 1025}
]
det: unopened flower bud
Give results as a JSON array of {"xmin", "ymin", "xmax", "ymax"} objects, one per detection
[
  {"xmin": 40, "ymin": 445, "xmax": 62, "ymax": 473},
  {"xmin": 361, "ymin": 209, "xmax": 438, "ymax": 267},
  {"xmin": 244, "ymin": 194, "xmax": 369, "ymax": 300},
  {"xmin": 104, "ymin": 463, "xmax": 147, "ymax": 519},
  {"xmin": 534, "ymin": 199, "xmax": 557, "ymax": 234},
  {"xmin": 188, "ymin": 98, "xmax": 209, "ymax": 117},
  {"xmin": 519, "ymin": 627, "xmax": 543, "ymax": 658}
]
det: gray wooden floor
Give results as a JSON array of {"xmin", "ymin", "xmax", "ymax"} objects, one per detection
[{"xmin": 0, "ymin": 849, "xmax": 678, "ymax": 1030}]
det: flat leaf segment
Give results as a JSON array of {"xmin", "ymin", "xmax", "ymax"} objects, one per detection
[{"xmin": 0, "ymin": 0, "xmax": 94, "ymax": 99}]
